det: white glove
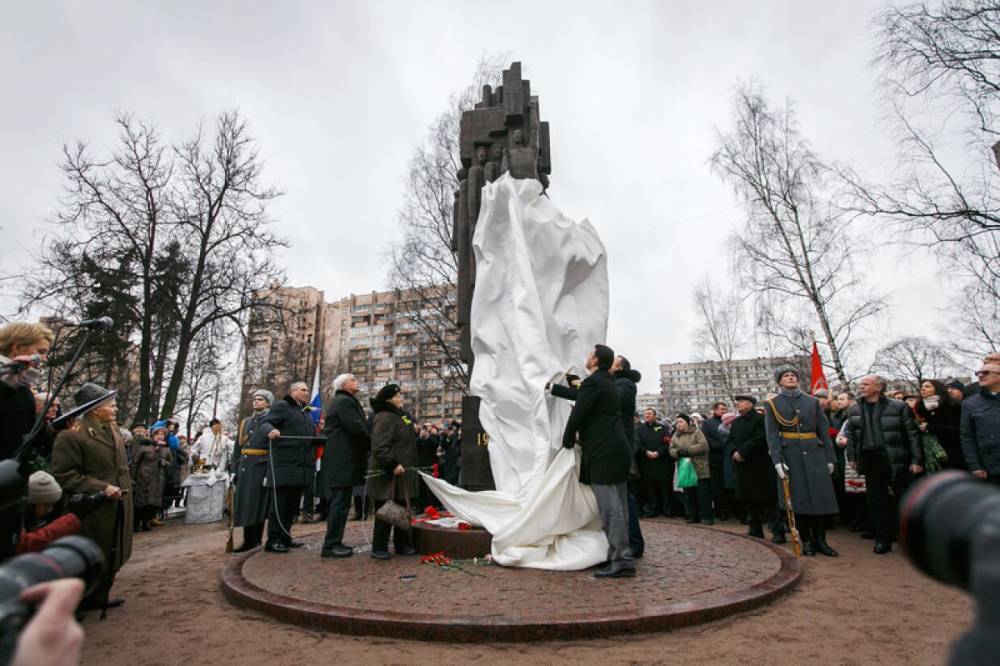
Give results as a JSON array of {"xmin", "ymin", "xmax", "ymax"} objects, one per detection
[
  {"xmin": 827, "ymin": 463, "xmax": 835, "ymax": 474},
  {"xmin": 775, "ymin": 463, "xmax": 788, "ymax": 480}
]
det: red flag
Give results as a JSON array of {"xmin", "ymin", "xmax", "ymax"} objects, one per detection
[{"xmin": 810, "ymin": 341, "xmax": 829, "ymax": 395}]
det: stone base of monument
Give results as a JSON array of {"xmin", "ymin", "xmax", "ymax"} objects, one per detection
[
  {"xmin": 221, "ymin": 520, "xmax": 801, "ymax": 641},
  {"xmin": 411, "ymin": 515, "xmax": 492, "ymax": 559}
]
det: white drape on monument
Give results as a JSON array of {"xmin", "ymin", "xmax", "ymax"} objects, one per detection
[{"xmin": 422, "ymin": 174, "xmax": 610, "ymax": 570}]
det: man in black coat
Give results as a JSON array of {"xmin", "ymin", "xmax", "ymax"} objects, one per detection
[
  {"xmin": 845, "ymin": 375, "xmax": 923, "ymax": 554},
  {"xmin": 730, "ymin": 395, "xmax": 784, "ymax": 542},
  {"xmin": 558, "ymin": 344, "xmax": 634, "ymax": 578},
  {"xmin": 318, "ymin": 374, "xmax": 371, "ymax": 558},
  {"xmin": 611, "ymin": 355, "xmax": 645, "ymax": 558},
  {"xmin": 258, "ymin": 381, "xmax": 317, "ymax": 553},
  {"xmin": 702, "ymin": 401, "xmax": 732, "ymax": 520},
  {"xmin": 636, "ymin": 408, "xmax": 674, "ymax": 517}
]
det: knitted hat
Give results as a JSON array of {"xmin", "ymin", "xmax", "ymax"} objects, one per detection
[
  {"xmin": 675, "ymin": 413, "xmax": 692, "ymax": 425},
  {"xmin": 734, "ymin": 394, "xmax": 758, "ymax": 405},
  {"xmin": 252, "ymin": 389, "xmax": 274, "ymax": 405},
  {"xmin": 945, "ymin": 379, "xmax": 965, "ymax": 391},
  {"xmin": 27, "ymin": 471, "xmax": 63, "ymax": 505}
]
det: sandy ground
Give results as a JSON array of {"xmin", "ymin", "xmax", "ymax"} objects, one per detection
[{"xmin": 78, "ymin": 516, "xmax": 972, "ymax": 666}]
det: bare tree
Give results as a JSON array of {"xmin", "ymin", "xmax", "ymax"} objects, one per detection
[
  {"xmin": 24, "ymin": 112, "xmax": 286, "ymax": 424},
  {"xmin": 711, "ymin": 83, "xmax": 886, "ymax": 386},
  {"xmin": 691, "ymin": 277, "xmax": 749, "ymax": 400},
  {"xmin": 948, "ymin": 281, "xmax": 1000, "ymax": 359},
  {"xmin": 155, "ymin": 111, "xmax": 285, "ymax": 419},
  {"xmin": 387, "ymin": 53, "xmax": 509, "ymax": 393},
  {"xmin": 876, "ymin": 0, "xmax": 1000, "ymax": 135},
  {"xmin": 840, "ymin": 1, "xmax": 1000, "ymax": 358},
  {"xmin": 25, "ymin": 115, "xmax": 174, "ymax": 423},
  {"xmin": 870, "ymin": 335, "xmax": 959, "ymax": 391}
]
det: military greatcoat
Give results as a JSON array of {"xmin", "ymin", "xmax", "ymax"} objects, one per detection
[
  {"xmin": 232, "ymin": 410, "xmax": 271, "ymax": 527},
  {"xmin": 764, "ymin": 389, "xmax": 839, "ymax": 515},
  {"xmin": 51, "ymin": 415, "xmax": 134, "ymax": 573}
]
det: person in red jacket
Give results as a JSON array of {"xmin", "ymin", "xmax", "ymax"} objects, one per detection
[{"xmin": 17, "ymin": 471, "xmax": 101, "ymax": 554}]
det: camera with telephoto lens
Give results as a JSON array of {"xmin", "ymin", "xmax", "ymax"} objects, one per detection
[
  {"xmin": 899, "ymin": 471, "xmax": 1000, "ymax": 664},
  {"xmin": 0, "ymin": 536, "xmax": 105, "ymax": 663},
  {"xmin": 66, "ymin": 491, "xmax": 115, "ymax": 519}
]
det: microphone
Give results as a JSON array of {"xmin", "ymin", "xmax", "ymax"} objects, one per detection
[{"xmin": 76, "ymin": 317, "xmax": 114, "ymax": 330}]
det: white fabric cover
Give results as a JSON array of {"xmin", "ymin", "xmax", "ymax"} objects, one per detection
[{"xmin": 423, "ymin": 174, "xmax": 611, "ymax": 570}]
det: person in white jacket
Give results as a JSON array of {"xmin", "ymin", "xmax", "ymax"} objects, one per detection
[{"xmin": 192, "ymin": 418, "xmax": 234, "ymax": 474}]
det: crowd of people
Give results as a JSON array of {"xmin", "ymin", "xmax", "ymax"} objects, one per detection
[{"xmin": 2, "ymin": 318, "xmax": 999, "ymax": 660}]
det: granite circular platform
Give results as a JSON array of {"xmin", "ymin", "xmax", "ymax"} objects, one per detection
[{"xmin": 221, "ymin": 521, "xmax": 801, "ymax": 641}]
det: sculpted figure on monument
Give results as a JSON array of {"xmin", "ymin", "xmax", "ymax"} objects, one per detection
[
  {"xmin": 484, "ymin": 143, "xmax": 504, "ymax": 182},
  {"xmin": 501, "ymin": 99, "xmax": 541, "ymax": 180}
]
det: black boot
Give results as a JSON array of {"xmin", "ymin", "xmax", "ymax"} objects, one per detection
[
  {"xmin": 812, "ymin": 526, "xmax": 839, "ymax": 557},
  {"xmin": 798, "ymin": 516, "xmax": 815, "ymax": 556},
  {"xmin": 371, "ymin": 518, "xmax": 391, "ymax": 559},
  {"xmin": 350, "ymin": 495, "xmax": 363, "ymax": 521},
  {"xmin": 235, "ymin": 523, "xmax": 264, "ymax": 553}
]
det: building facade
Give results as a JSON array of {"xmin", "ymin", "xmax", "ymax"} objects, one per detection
[
  {"xmin": 635, "ymin": 393, "xmax": 667, "ymax": 417},
  {"xmin": 241, "ymin": 284, "xmax": 463, "ymax": 423},
  {"xmin": 659, "ymin": 355, "xmax": 810, "ymax": 416}
]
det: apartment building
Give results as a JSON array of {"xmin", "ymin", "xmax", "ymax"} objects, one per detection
[
  {"xmin": 659, "ymin": 355, "xmax": 810, "ymax": 416},
  {"xmin": 241, "ymin": 284, "xmax": 463, "ymax": 423}
]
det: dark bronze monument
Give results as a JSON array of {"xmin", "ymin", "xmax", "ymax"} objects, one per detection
[{"xmin": 453, "ymin": 62, "xmax": 552, "ymax": 491}]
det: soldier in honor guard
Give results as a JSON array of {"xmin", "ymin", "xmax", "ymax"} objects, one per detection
[
  {"xmin": 231, "ymin": 389, "xmax": 274, "ymax": 552},
  {"xmin": 257, "ymin": 381, "xmax": 318, "ymax": 553},
  {"xmin": 764, "ymin": 368, "xmax": 840, "ymax": 557}
]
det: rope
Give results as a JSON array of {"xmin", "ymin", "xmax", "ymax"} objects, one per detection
[{"xmin": 766, "ymin": 398, "xmax": 800, "ymax": 429}]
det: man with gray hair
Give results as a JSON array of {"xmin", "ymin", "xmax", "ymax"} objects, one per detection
[
  {"xmin": 844, "ymin": 374, "xmax": 923, "ymax": 554},
  {"xmin": 318, "ymin": 374, "xmax": 371, "ymax": 558}
]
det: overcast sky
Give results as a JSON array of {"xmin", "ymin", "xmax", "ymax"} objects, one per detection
[{"xmin": 1, "ymin": 1, "xmax": 961, "ymax": 393}]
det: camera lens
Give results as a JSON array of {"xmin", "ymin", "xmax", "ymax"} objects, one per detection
[
  {"xmin": 0, "ymin": 536, "xmax": 106, "ymax": 603},
  {"xmin": 900, "ymin": 471, "xmax": 1000, "ymax": 590}
]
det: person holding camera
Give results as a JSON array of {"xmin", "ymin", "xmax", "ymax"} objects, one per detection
[
  {"xmin": 0, "ymin": 323, "xmax": 54, "ymax": 460},
  {"xmin": 16, "ymin": 471, "xmax": 102, "ymax": 554},
  {"xmin": 0, "ymin": 323, "xmax": 55, "ymax": 560},
  {"xmin": 50, "ymin": 382, "xmax": 132, "ymax": 610}
]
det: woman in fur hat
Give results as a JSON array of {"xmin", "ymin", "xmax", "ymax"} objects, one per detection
[{"xmin": 366, "ymin": 384, "xmax": 419, "ymax": 560}]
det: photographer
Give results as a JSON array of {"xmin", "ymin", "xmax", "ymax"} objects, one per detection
[
  {"xmin": 10, "ymin": 578, "xmax": 85, "ymax": 666},
  {"xmin": 0, "ymin": 323, "xmax": 53, "ymax": 461},
  {"xmin": 16, "ymin": 472, "xmax": 103, "ymax": 555},
  {"xmin": 0, "ymin": 323, "xmax": 54, "ymax": 560}
]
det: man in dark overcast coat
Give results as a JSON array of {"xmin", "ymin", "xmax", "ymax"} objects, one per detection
[
  {"xmin": 318, "ymin": 373, "xmax": 370, "ymax": 558},
  {"xmin": 556, "ymin": 344, "xmax": 635, "ymax": 578}
]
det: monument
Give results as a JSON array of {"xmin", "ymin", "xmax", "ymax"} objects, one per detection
[
  {"xmin": 453, "ymin": 62, "xmax": 552, "ymax": 492},
  {"xmin": 221, "ymin": 61, "xmax": 801, "ymax": 639}
]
